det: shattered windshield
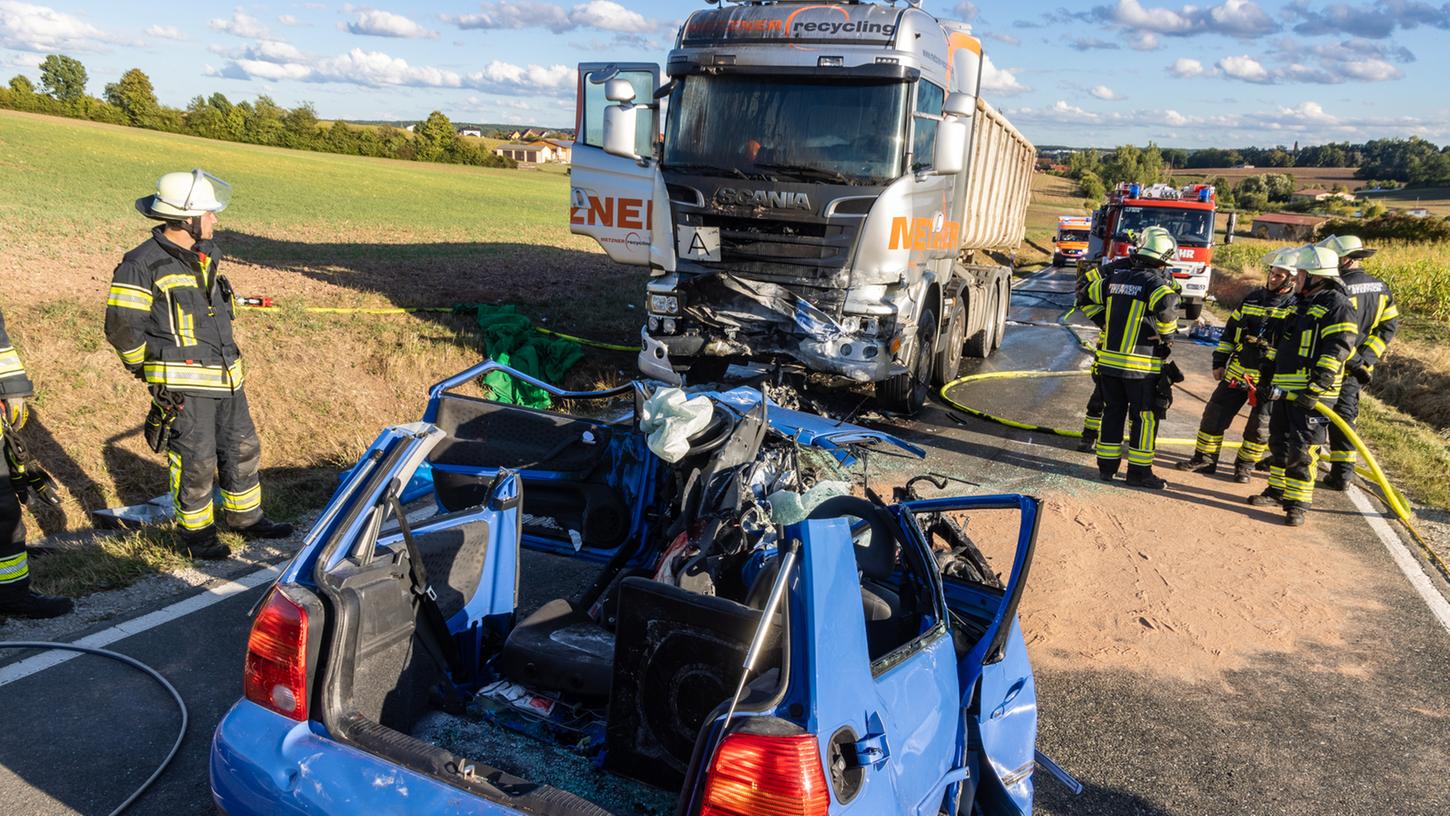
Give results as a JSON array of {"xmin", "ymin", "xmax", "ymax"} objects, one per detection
[
  {"xmin": 1116, "ymin": 206, "xmax": 1214, "ymax": 247},
  {"xmin": 664, "ymin": 74, "xmax": 907, "ymax": 186}
]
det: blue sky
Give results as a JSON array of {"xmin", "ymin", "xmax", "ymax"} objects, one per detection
[{"xmin": 2, "ymin": 1, "xmax": 1448, "ymax": 148}]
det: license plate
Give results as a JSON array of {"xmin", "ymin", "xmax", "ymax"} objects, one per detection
[{"xmin": 677, "ymin": 226, "xmax": 721, "ymax": 262}]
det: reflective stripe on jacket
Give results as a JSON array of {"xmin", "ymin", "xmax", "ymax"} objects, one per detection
[
  {"xmin": 1213, "ymin": 286, "xmax": 1294, "ymax": 386},
  {"xmin": 1339, "ymin": 267, "xmax": 1399, "ymax": 369},
  {"xmin": 0, "ymin": 308, "xmax": 34, "ymax": 401},
  {"xmin": 1093, "ymin": 263, "xmax": 1179, "ymax": 379},
  {"xmin": 1266, "ymin": 282, "xmax": 1356, "ymax": 400},
  {"xmin": 105, "ymin": 228, "xmax": 244, "ymax": 397}
]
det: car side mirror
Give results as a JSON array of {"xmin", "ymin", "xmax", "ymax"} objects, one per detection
[{"xmin": 932, "ymin": 117, "xmax": 969, "ymax": 176}]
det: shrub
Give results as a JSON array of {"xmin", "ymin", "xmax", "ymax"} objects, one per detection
[{"xmin": 1320, "ymin": 213, "xmax": 1450, "ymax": 244}]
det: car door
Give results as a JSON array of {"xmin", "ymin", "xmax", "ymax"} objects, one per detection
[
  {"xmin": 911, "ymin": 493, "xmax": 1042, "ymax": 815},
  {"xmin": 788, "ymin": 512, "xmax": 962, "ymax": 815},
  {"xmin": 571, "ymin": 62, "xmax": 673, "ymax": 269}
]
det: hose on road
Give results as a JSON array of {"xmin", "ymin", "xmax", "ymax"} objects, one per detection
[{"xmin": 0, "ymin": 641, "xmax": 186, "ymax": 815}]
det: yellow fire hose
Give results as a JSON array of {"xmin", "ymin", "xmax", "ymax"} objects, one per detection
[{"xmin": 939, "ymin": 360, "xmax": 1448, "ymax": 582}]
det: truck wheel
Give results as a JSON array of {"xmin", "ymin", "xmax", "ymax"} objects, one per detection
[
  {"xmin": 1183, "ymin": 300, "xmax": 1203, "ymax": 321},
  {"xmin": 964, "ymin": 290, "xmax": 995, "ymax": 359},
  {"xmin": 876, "ymin": 307, "xmax": 937, "ymax": 416},
  {"xmin": 932, "ymin": 299, "xmax": 966, "ymax": 388},
  {"xmin": 991, "ymin": 280, "xmax": 1009, "ymax": 351}
]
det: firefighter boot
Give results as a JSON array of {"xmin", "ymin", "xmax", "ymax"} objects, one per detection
[
  {"xmin": 1076, "ymin": 430, "xmax": 1098, "ymax": 454},
  {"xmin": 1098, "ymin": 460, "xmax": 1119, "ymax": 482},
  {"xmin": 235, "ymin": 517, "xmax": 294, "ymax": 540},
  {"xmin": 1124, "ymin": 466, "xmax": 1167, "ymax": 490},
  {"xmin": 0, "ymin": 590, "xmax": 74, "ymax": 620},
  {"xmin": 1320, "ymin": 466, "xmax": 1353, "ymax": 492},
  {"xmin": 1232, "ymin": 460, "xmax": 1255, "ymax": 484},
  {"xmin": 1284, "ymin": 503, "xmax": 1307, "ymax": 527},
  {"xmin": 1175, "ymin": 452, "xmax": 1218, "ymax": 474},
  {"xmin": 178, "ymin": 527, "xmax": 230, "ymax": 560},
  {"xmin": 1247, "ymin": 489, "xmax": 1284, "ymax": 508}
]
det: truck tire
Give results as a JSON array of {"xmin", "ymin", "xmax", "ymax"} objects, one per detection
[
  {"xmin": 932, "ymin": 298, "xmax": 966, "ymax": 388},
  {"xmin": 964, "ymin": 290, "xmax": 995, "ymax": 359},
  {"xmin": 877, "ymin": 307, "xmax": 937, "ymax": 416},
  {"xmin": 1183, "ymin": 299, "xmax": 1203, "ymax": 321},
  {"xmin": 992, "ymin": 279, "xmax": 1009, "ymax": 351}
]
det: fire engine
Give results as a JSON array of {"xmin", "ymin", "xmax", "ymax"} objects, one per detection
[{"xmin": 1088, "ymin": 182, "xmax": 1218, "ymax": 320}]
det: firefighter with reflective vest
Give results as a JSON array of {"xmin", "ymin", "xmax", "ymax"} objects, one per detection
[
  {"xmin": 105, "ymin": 170, "xmax": 293, "ymax": 559},
  {"xmin": 0, "ymin": 309, "xmax": 74, "ymax": 619},
  {"xmin": 1176, "ymin": 248, "xmax": 1296, "ymax": 482},
  {"xmin": 1091, "ymin": 226, "xmax": 1180, "ymax": 489},
  {"xmin": 1248, "ymin": 245, "xmax": 1357, "ymax": 527},
  {"xmin": 1315, "ymin": 234, "xmax": 1398, "ymax": 491},
  {"xmin": 1074, "ymin": 254, "xmax": 1134, "ymax": 453}
]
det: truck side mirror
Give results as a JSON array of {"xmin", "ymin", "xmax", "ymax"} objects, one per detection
[
  {"xmin": 932, "ymin": 117, "xmax": 968, "ymax": 176},
  {"xmin": 603, "ymin": 103, "xmax": 640, "ymax": 159},
  {"xmin": 943, "ymin": 92, "xmax": 974, "ymax": 118},
  {"xmin": 605, "ymin": 78, "xmax": 637, "ymax": 105}
]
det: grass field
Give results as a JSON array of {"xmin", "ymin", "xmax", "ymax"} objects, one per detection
[
  {"xmin": 1022, "ymin": 174, "xmax": 1091, "ymax": 264},
  {"xmin": 1358, "ymin": 186, "xmax": 1450, "ymax": 217},
  {"xmin": 0, "ymin": 109, "xmax": 643, "ymax": 594}
]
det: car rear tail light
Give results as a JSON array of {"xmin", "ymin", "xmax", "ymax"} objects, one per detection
[
  {"xmin": 243, "ymin": 588, "xmax": 309, "ymax": 720},
  {"xmin": 700, "ymin": 733, "xmax": 830, "ymax": 816}
]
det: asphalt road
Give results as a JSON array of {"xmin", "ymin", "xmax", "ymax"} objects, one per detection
[{"xmin": 1, "ymin": 266, "xmax": 1446, "ymax": 815}]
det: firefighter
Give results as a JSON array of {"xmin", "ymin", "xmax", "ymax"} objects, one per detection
[
  {"xmin": 1074, "ymin": 252, "xmax": 1134, "ymax": 453},
  {"xmin": 1092, "ymin": 226, "xmax": 1180, "ymax": 489},
  {"xmin": 1315, "ymin": 234, "xmax": 1398, "ymax": 491},
  {"xmin": 1176, "ymin": 248, "xmax": 1296, "ymax": 482},
  {"xmin": 0, "ymin": 309, "xmax": 73, "ymax": 618},
  {"xmin": 1249, "ymin": 245, "xmax": 1357, "ymax": 527},
  {"xmin": 105, "ymin": 170, "xmax": 293, "ymax": 560}
]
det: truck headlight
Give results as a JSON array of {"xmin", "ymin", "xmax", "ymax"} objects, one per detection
[{"xmin": 649, "ymin": 294, "xmax": 681, "ymax": 315}]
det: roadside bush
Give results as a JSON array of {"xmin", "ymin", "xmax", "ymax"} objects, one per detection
[{"xmin": 1321, "ymin": 213, "xmax": 1450, "ymax": 244}]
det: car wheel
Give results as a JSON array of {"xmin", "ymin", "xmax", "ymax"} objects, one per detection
[
  {"xmin": 876, "ymin": 306, "xmax": 938, "ymax": 416},
  {"xmin": 932, "ymin": 298, "xmax": 967, "ymax": 388}
]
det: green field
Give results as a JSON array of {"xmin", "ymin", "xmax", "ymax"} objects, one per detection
[{"xmin": 1359, "ymin": 186, "xmax": 1450, "ymax": 217}]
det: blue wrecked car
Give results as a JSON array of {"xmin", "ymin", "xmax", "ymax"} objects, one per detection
[{"xmin": 211, "ymin": 361, "xmax": 1065, "ymax": 815}]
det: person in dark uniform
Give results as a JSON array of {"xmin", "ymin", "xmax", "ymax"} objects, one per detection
[
  {"xmin": 105, "ymin": 170, "xmax": 293, "ymax": 560},
  {"xmin": 0, "ymin": 309, "xmax": 73, "ymax": 618}
]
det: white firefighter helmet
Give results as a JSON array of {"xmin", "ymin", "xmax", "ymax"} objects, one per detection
[
  {"xmin": 136, "ymin": 169, "xmax": 232, "ymax": 221},
  {"xmin": 1133, "ymin": 226, "xmax": 1178, "ymax": 265},
  {"xmin": 1261, "ymin": 247, "xmax": 1297, "ymax": 272},
  {"xmin": 1316, "ymin": 233, "xmax": 1377, "ymax": 261},
  {"xmin": 1293, "ymin": 244, "xmax": 1340, "ymax": 278}
]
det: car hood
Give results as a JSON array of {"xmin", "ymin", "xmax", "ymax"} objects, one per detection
[{"xmin": 706, "ymin": 387, "xmax": 925, "ymax": 462}]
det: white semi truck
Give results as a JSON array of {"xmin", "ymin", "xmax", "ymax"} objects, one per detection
[{"xmin": 568, "ymin": 0, "xmax": 1036, "ymax": 413}]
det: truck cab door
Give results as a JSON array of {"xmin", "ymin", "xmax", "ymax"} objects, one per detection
[{"xmin": 571, "ymin": 63, "xmax": 669, "ymax": 269}]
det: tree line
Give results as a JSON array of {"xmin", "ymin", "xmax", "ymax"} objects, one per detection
[
  {"xmin": 1, "ymin": 54, "xmax": 516, "ymax": 169},
  {"xmin": 1096, "ymin": 139, "xmax": 1450, "ymax": 187}
]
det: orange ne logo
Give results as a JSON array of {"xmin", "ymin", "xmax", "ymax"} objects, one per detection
[
  {"xmin": 570, "ymin": 196, "xmax": 653, "ymax": 230},
  {"xmin": 889, "ymin": 217, "xmax": 960, "ymax": 251}
]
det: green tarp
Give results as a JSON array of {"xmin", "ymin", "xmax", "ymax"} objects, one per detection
[{"xmin": 462, "ymin": 304, "xmax": 584, "ymax": 409}]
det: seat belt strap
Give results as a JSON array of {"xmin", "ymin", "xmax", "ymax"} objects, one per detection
[{"xmin": 389, "ymin": 492, "xmax": 467, "ymax": 683}]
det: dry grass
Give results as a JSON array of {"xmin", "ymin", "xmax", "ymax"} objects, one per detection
[
  {"xmin": 1022, "ymin": 173, "xmax": 1090, "ymax": 264},
  {"xmin": 1359, "ymin": 187, "xmax": 1450, "ymax": 217}
]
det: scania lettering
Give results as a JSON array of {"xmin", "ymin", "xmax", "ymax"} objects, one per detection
[{"xmin": 568, "ymin": 0, "xmax": 1036, "ymax": 414}]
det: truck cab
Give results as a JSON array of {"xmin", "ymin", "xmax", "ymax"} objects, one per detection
[
  {"xmin": 1088, "ymin": 182, "xmax": 1217, "ymax": 320},
  {"xmin": 568, "ymin": 1, "xmax": 1034, "ymax": 414}
]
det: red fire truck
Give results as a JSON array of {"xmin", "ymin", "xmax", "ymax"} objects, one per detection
[{"xmin": 1088, "ymin": 182, "xmax": 1218, "ymax": 320}]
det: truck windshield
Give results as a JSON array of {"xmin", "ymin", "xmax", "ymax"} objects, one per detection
[
  {"xmin": 1116, "ymin": 206, "xmax": 1215, "ymax": 247},
  {"xmin": 664, "ymin": 74, "xmax": 907, "ymax": 186},
  {"xmin": 1057, "ymin": 230, "xmax": 1089, "ymax": 243}
]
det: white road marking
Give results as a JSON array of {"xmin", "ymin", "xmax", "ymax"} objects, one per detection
[
  {"xmin": 0, "ymin": 564, "xmax": 283, "ymax": 687},
  {"xmin": 1346, "ymin": 486, "xmax": 1450, "ymax": 636}
]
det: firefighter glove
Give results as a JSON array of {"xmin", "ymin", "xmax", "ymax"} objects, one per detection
[
  {"xmin": 1292, "ymin": 390, "xmax": 1321, "ymax": 411},
  {"xmin": 1349, "ymin": 363, "xmax": 1373, "ymax": 385},
  {"xmin": 144, "ymin": 386, "xmax": 184, "ymax": 454},
  {"xmin": 1, "ymin": 397, "xmax": 27, "ymax": 430},
  {"xmin": 1255, "ymin": 380, "xmax": 1275, "ymax": 405}
]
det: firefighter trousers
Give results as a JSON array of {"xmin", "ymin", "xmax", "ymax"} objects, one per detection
[
  {"xmin": 1267, "ymin": 399, "xmax": 1329, "ymax": 509},
  {"xmin": 1192, "ymin": 380, "xmax": 1271, "ymax": 464},
  {"xmin": 167, "ymin": 390, "xmax": 263, "ymax": 536},
  {"xmin": 0, "ymin": 453, "xmax": 29, "ymax": 600},
  {"xmin": 1082, "ymin": 374, "xmax": 1105, "ymax": 436},
  {"xmin": 1096, "ymin": 375, "xmax": 1159, "ymax": 475},
  {"xmin": 1325, "ymin": 377, "xmax": 1362, "ymax": 476}
]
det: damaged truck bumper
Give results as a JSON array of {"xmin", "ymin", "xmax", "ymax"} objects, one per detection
[{"xmin": 641, "ymin": 272, "xmax": 899, "ymax": 383}]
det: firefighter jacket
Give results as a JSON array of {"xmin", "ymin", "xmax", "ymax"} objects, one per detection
[
  {"xmin": 1076, "ymin": 257, "xmax": 1131, "ymax": 328},
  {"xmin": 0, "ymin": 309, "xmax": 34, "ymax": 402},
  {"xmin": 105, "ymin": 227, "xmax": 244, "ymax": 398},
  {"xmin": 1264, "ymin": 281, "xmax": 1357, "ymax": 401},
  {"xmin": 1211, "ymin": 286, "xmax": 1294, "ymax": 385},
  {"xmin": 1339, "ymin": 266, "xmax": 1399, "ymax": 372},
  {"xmin": 1092, "ymin": 262, "xmax": 1179, "ymax": 379}
]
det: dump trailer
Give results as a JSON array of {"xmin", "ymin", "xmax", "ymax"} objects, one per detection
[{"xmin": 567, "ymin": 0, "xmax": 1035, "ymax": 413}]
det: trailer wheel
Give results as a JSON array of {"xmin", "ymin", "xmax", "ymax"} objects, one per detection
[
  {"xmin": 964, "ymin": 289, "xmax": 996, "ymax": 359},
  {"xmin": 992, "ymin": 280, "xmax": 1009, "ymax": 351},
  {"xmin": 877, "ymin": 306, "xmax": 937, "ymax": 416},
  {"xmin": 1183, "ymin": 299, "xmax": 1203, "ymax": 321},
  {"xmin": 932, "ymin": 298, "xmax": 966, "ymax": 388}
]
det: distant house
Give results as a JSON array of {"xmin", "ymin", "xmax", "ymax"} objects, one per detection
[
  {"xmin": 494, "ymin": 142, "xmax": 558, "ymax": 164},
  {"xmin": 1251, "ymin": 212, "xmax": 1330, "ymax": 241},
  {"xmin": 458, "ymin": 127, "xmax": 483, "ymax": 138},
  {"xmin": 1291, "ymin": 188, "xmax": 1356, "ymax": 204},
  {"xmin": 544, "ymin": 138, "xmax": 573, "ymax": 163},
  {"xmin": 1406, "ymin": 208, "xmax": 1433, "ymax": 218},
  {"xmin": 508, "ymin": 130, "xmax": 523, "ymax": 140},
  {"xmin": 404, "ymin": 124, "xmax": 415, "ymax": 133}
]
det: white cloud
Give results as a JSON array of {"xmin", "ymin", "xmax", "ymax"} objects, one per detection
[
  {"xmin": 0, "ymin": 0, "xmax": 109, "ymax": 52},
  {"xmin": 1169, "ymin": 57, "xmax": 1208, "ymax": 77},
  {"xmin": 447, "ymin": 0, "xmax": 658, "ymax": 34},
  {"xmin": 1128, "ymin": 31, "xmax": 1160, "ymax": 50},
  {"xmin": 144, "ymin": 24, "xmax": 185, "ymax": 41},
  {"xmin": 314, "ymin": 48, "xmax": 461, "ymax": 87},
  {"xmin": 467, "ymin": 60, "xmax": 573, "ymax": 95},
  {"xmin": 1289, "ymin": 0, "xmax": 1450, "ymax": 40},
  {"xmin": 1217, "ymin": 54, "xmax": 1271, "ymax": 83},
  {"xmin": 979, "ymin": 54, "xmax": 1029, "ymax": 95},
  {"xmin": 1095, "ymin": 0, "xmax": 1279, "ymax": 38},
  {"xmin": 984, "ymin": 32, "xmax": 1020, "ymax": 46},
  {"xmin": 955, "ymin": 2, "xmax": 980, "ymax": 21},
  {"xmin": 210, "ymin": 9, "xmax": 270, "ymax": 39},
  {"xmin": 278, "ymin": 14, "xmax": 298, "ymax": 26},
  {"xmin": 346, "ymin": 9, "xmax": 436, "ymax": 39},
  {"xmin": 1089, "ymin": 84, "xmax": 1121, "ymax": 100}
]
